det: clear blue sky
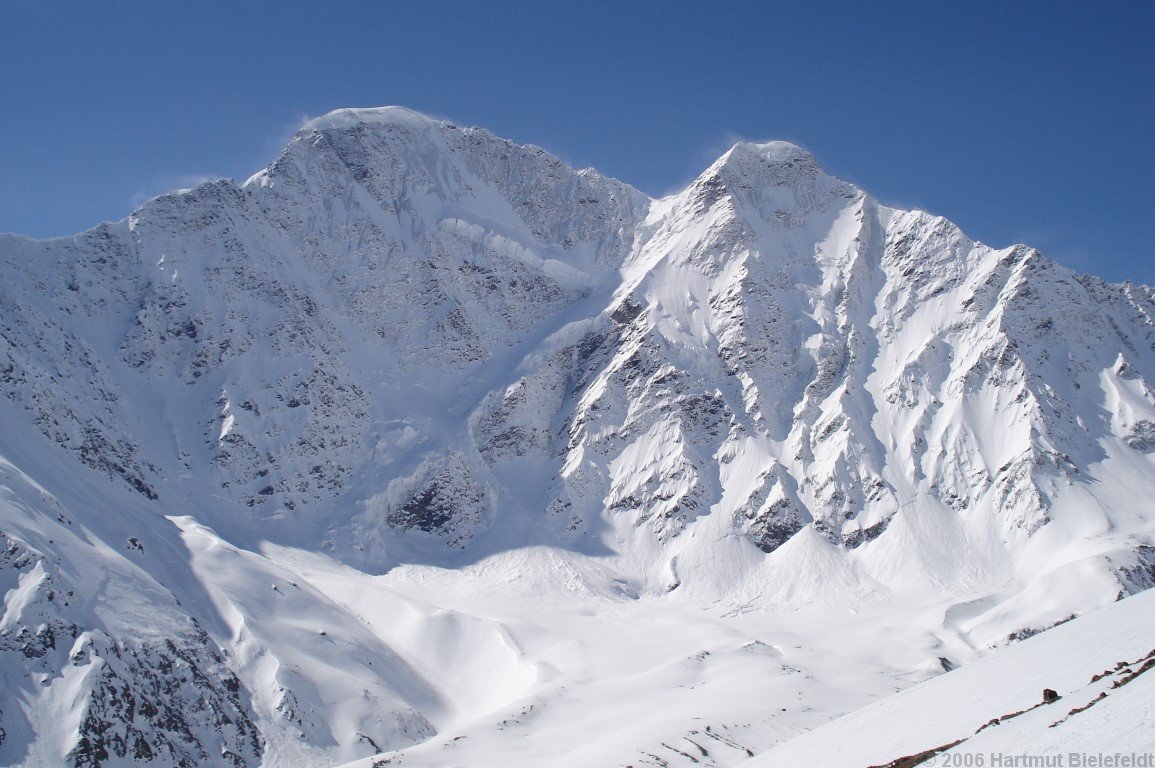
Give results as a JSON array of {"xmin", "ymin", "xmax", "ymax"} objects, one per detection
[{"xmin": 2, "ymin": 1, "xmax": 1152, "ymax": 283}]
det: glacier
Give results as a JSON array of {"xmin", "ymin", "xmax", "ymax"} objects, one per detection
[{"xmin": 0, "ymin": 106, "xmax": 1152, "ymax": 766}]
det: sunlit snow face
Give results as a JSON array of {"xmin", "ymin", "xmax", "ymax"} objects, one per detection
[{"xmin": 0, "ymin": 107, "xmax": 1152, "ymax": 768}]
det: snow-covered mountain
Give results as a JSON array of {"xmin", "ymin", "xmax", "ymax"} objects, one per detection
[{"xmin": 1, "ymin": 106, "xmax": 1153, "ymax": 767}]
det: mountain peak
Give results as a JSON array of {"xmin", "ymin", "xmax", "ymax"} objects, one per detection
[
  {"xmin": 298, "ymin": 105, "xmax": 447, "ymax": 134},
  {"xmin": 680, "ymin": 138, "xmax": 844, "ymax": 214},
  {"xmin": 727, "ymin": 139, "xmax": 813, "ymax": 164},
  {"xmin": 710, "ymin": 139, "xmax": 820, "ymax": 181}
]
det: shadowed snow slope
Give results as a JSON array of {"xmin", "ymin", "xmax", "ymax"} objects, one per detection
[{"xmin": 0, "ymin": 107, "xmax": 1153, "ymax": 766}]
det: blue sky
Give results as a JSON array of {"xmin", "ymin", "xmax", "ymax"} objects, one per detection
[{"xmin": 2, "ymin": 1, "xmax": 1151, "ymax": 282}]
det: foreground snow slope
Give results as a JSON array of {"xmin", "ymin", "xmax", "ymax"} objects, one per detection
[
  {"xmin": 0, "ymin": 106, "xmax": 1153, "ymax": 766},
  {"xmin": 742, "ymin": 587, "xmax": 1155, "ymax": 768}
]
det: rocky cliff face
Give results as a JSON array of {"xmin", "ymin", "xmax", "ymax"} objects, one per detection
[{"xmin": 1, "ymin": 107, "xmax": 1153, "ymax": 766}]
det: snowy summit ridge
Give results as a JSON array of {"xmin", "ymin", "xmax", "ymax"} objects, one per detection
[
  {"xmin": 725, "ymin": 139, "xmax": 813, "ymax": 163},
  {"xmin": 297, "ymin": 105, "xmax": 447, "ymax": 133},
  {"xmin": 0, "ymin": 107, "xmax": 1153, "ymax": 767}
]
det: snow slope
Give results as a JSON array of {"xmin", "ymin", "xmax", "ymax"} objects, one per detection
[
  {"xmin": 0, "ymin": 106, "xmax": 1153, "ymax": 766},
  {"xmin": 741, "ymin": 587, "xmax": 1155, "ymax": 767}
]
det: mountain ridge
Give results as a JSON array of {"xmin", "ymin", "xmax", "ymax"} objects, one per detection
[{"xmin": 1, "ymin": 106, "xmax": 1153, "ymax": 766}]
